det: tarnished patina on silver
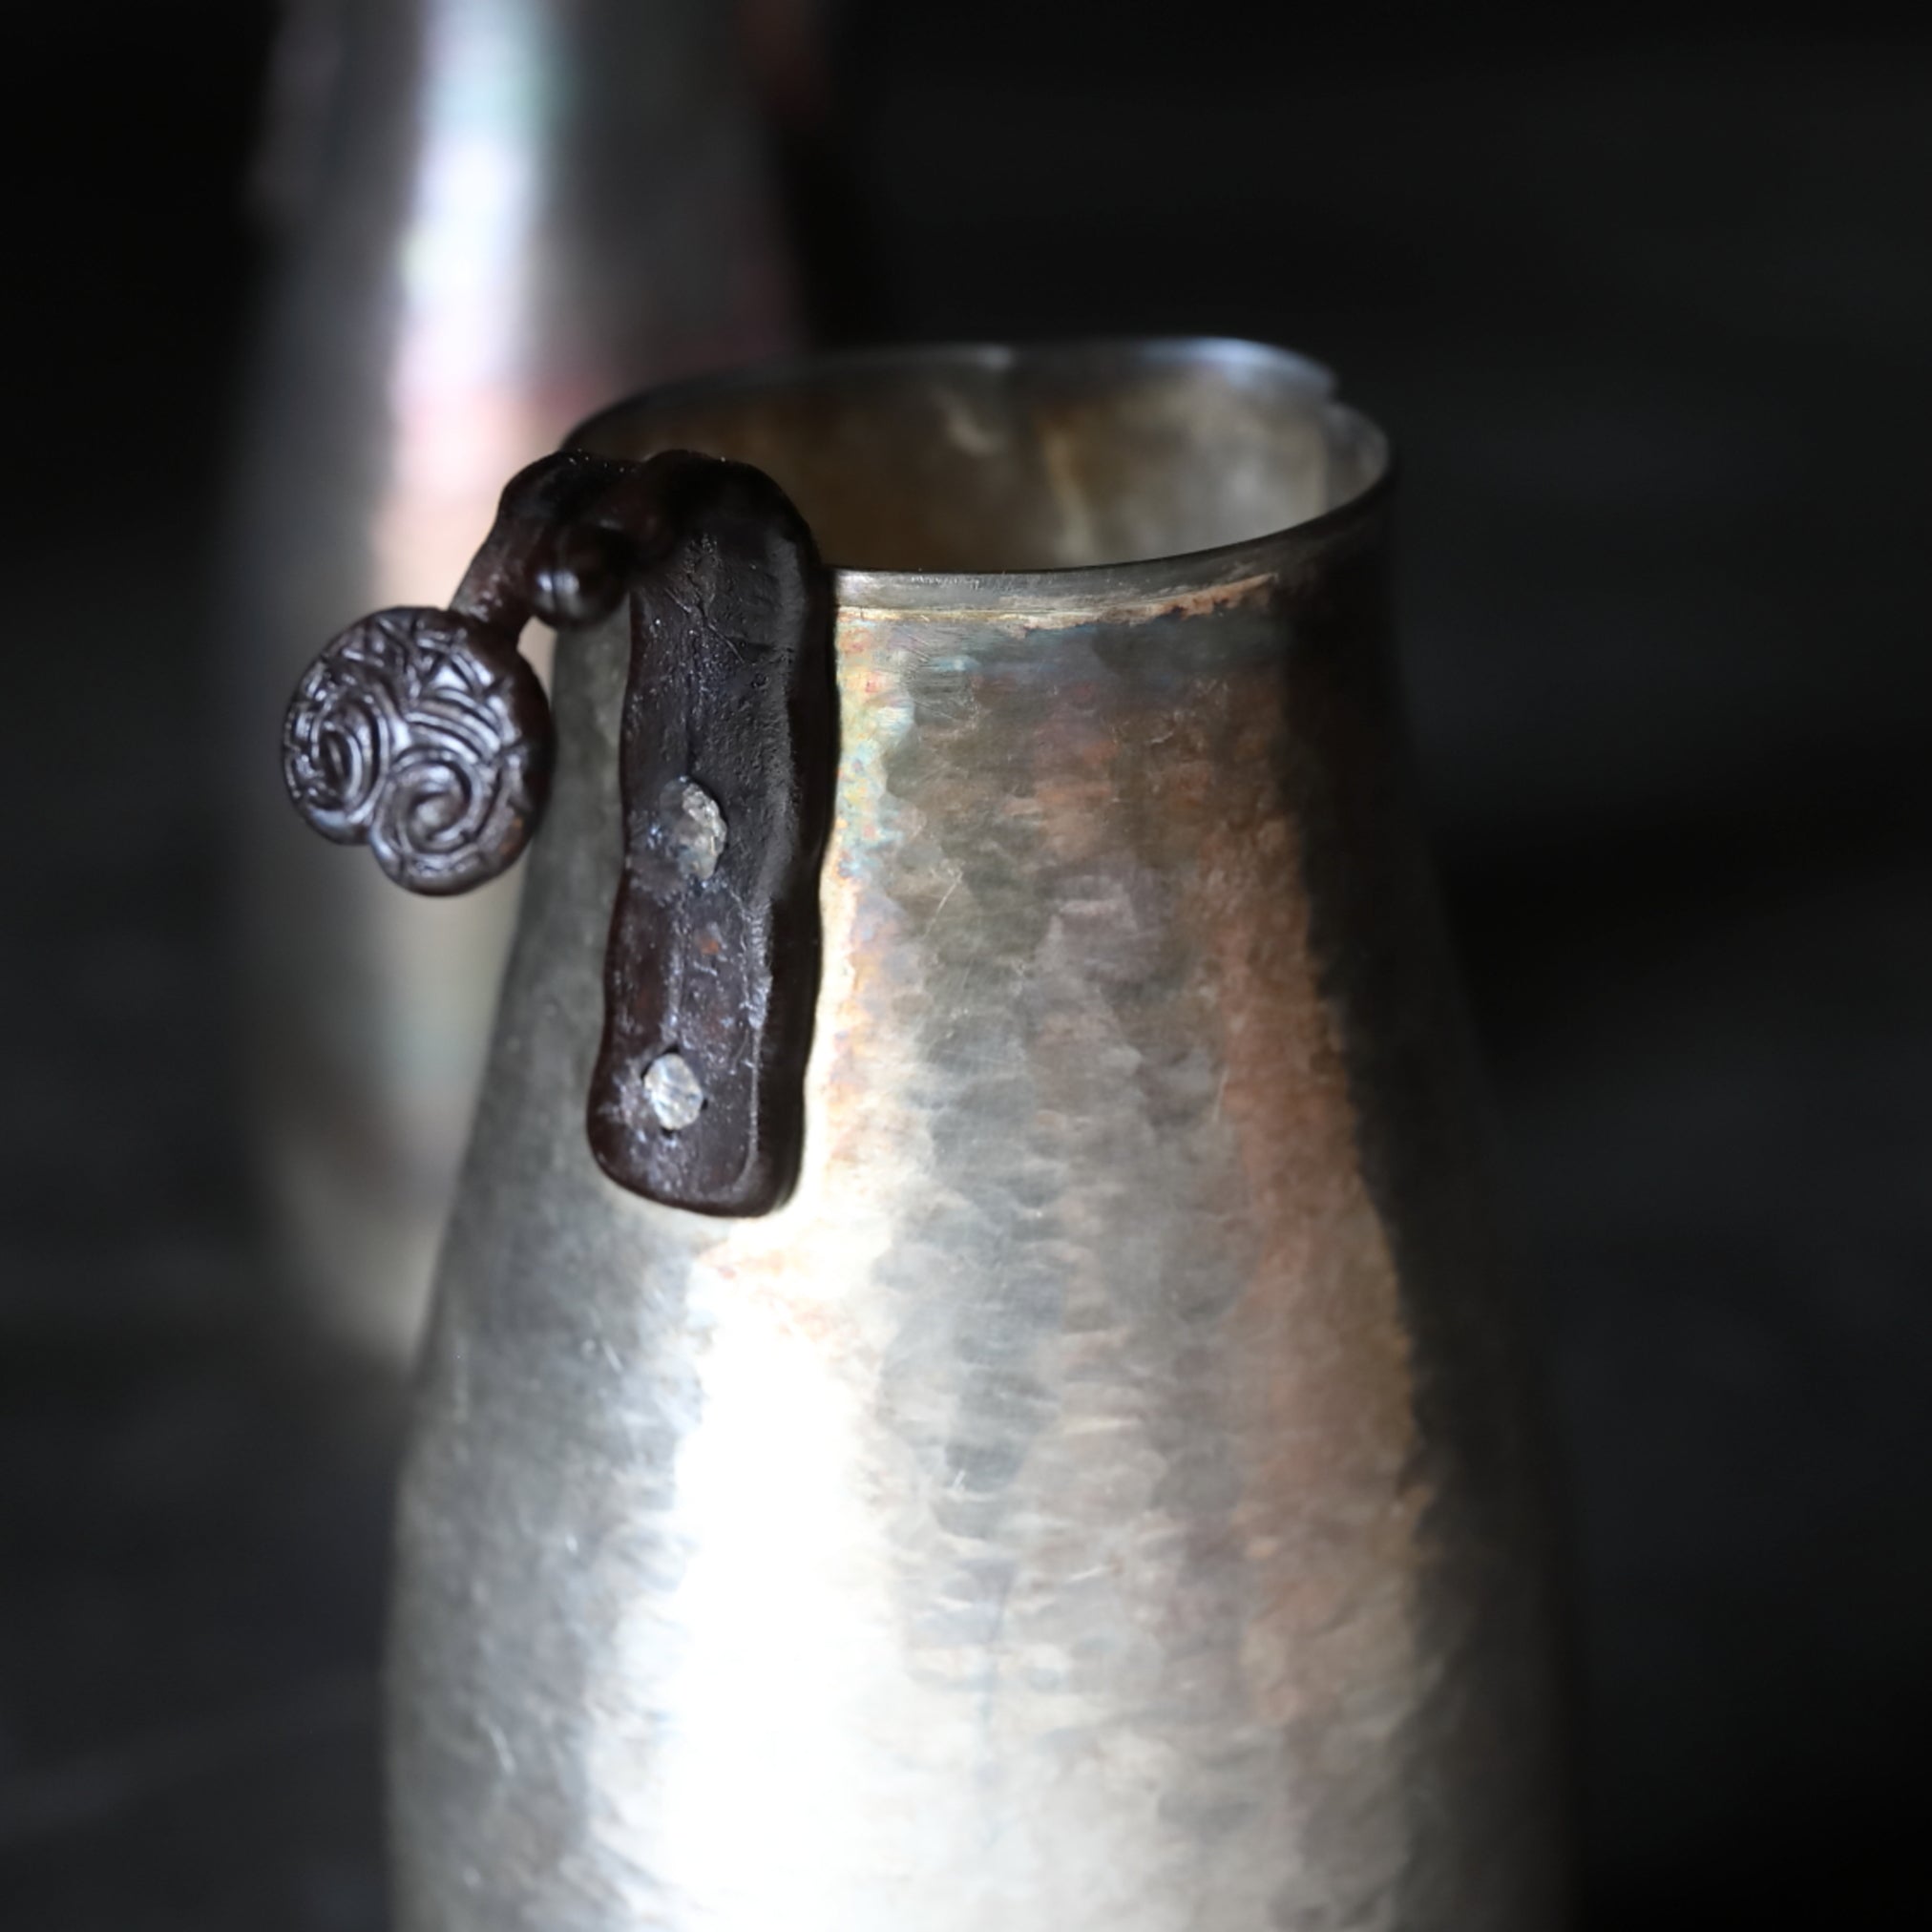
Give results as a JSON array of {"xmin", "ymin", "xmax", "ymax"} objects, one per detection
[{"xmin": 388, "ymin": 342, "xmax": 1569, "ymax": 1931}]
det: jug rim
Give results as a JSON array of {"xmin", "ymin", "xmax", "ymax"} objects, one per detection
[{"xmin": 567, "ymin": 337, "xmax": 1394, "ymax": 618}]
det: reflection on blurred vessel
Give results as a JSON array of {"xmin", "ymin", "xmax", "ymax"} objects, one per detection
[{"xmin": 225, "ymin": 0, "xmax": 797, "ymax": 1362}]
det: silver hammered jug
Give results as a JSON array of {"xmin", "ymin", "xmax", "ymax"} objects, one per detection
[{"xmin": 376, "ymin": 342, "xmax": 1567, "ymax": 1930}]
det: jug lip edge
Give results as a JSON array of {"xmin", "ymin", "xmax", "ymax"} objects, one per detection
[{"xmin": 564, "ymin": 337, "xmax": 1396, "ymax": 614}]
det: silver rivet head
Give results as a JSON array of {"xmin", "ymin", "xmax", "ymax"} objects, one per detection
[
  {"xmin": 641, "ymin": 1051, "xmax": 704, "ymax": 1131},
  {"xmin": 662, "ymin": 779, "xmax": 726, "ymax": 882}
]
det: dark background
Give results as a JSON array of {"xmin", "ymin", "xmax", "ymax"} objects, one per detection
[{"xmin": 4, "ymin": 3, "xmax": 1929, "ymax": 1926}]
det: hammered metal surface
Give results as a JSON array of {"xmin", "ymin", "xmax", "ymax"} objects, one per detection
[{"xmin": 388, "ymin": 346, "xmax": 1566, "ymax": 1930}]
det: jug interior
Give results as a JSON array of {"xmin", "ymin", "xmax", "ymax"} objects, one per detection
[{"xmin": 573, "ymin": 341, "xmax": 1388, "ymax": 575}]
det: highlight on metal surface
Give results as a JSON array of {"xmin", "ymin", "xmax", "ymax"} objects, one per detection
[{"xmin": 279, "ymin": 448, "xmax": 837, "ymax": 1216}]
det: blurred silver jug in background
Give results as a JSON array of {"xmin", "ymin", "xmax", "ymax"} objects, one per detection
[
  {"xmin": 388, "ymin": 341, "xmax": 1570, "ymax": 1930},
  {"xmin": 225, "ymin": 0, "xmax": 799, "ymax": 1363}
]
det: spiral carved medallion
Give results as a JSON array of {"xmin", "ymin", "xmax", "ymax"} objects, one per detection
[{"xmin": 282, "ymin": 606, "xmax": 553, "ymax": 894}]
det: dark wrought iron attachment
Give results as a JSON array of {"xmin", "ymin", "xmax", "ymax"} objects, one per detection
[
  {"xmin": 281, "ymin": 602, "xmax": 554, "ymax": 895},
  {"xmin": 280, "ymin": 450, "xmax": 839, "ymax": 1216}
]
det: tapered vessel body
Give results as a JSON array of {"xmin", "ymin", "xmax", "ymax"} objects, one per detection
[{"xmin": 388, "ymin": 343, "xmax": 1566, "ymax": 1931}]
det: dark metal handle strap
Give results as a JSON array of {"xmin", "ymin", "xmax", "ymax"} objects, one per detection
[
  {"xmin": 586, "ymin": 456, "xmax": 837, "ymax": 1216},
  {"xmin": 280, "ymin": 450, "xmax": 839, "ymax": 1216}
]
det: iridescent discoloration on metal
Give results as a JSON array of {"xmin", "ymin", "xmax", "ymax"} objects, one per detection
[
  {"xmin": 228, "ymin": 0, "xmax": 797, "ymax": 1360},
  {"xmin": 388, "ymin": 343, "xmax": 1568, "ymax": 1931}
]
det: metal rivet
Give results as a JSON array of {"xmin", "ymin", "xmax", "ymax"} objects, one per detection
[
  {"xmin": 662, "ymin": 779, "xmax": 726, "ymax": 882},
  {"xmin": 641, "ymin": 1051, "xmax": 705, "ymax": 1131}
]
